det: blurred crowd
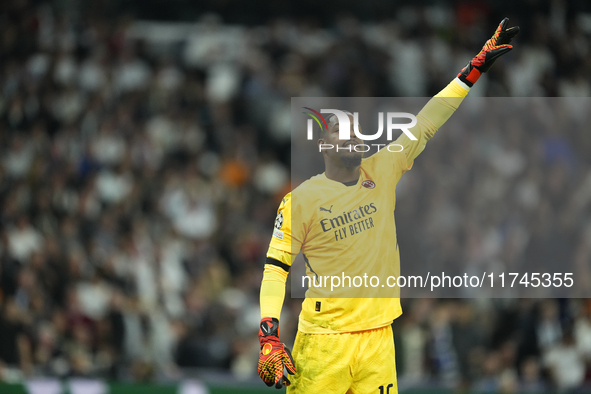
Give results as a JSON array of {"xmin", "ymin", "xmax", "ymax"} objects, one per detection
[{"xmin": 1, "ymin": 0, "xmax": 591, "ymax": 392}]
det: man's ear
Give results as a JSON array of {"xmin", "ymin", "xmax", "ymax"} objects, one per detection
[{"xmin": 317, "ymin": 138, "xmax": 327, "ymax": 155}]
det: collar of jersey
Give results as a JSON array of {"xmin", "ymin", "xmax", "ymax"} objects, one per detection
[{"xmin": 321, "ymin": 173, "xmax": 360, "ymax": 187}]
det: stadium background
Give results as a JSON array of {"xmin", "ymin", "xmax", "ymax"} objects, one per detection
[{"xmin": 1, "ymin": 0, "xmax": 591, "ymax": 392}]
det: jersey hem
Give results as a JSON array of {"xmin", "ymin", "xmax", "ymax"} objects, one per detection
[{"xmin": 297, "ymin": 306, "xmax": 403, "ymax": 334}]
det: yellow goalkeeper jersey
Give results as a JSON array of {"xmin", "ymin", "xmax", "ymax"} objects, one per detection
[
  {"xmin": 267, "ymin": 81, "xmax": 468, "ymax": 333},
  {"xmin": 269, "ymin": 145, "xmax": 410, "ymax": 333}
]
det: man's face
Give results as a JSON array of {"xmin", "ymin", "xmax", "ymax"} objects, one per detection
[{"xmin": 319, "ymin": 114, "xmax": 364, "ymax": 168}]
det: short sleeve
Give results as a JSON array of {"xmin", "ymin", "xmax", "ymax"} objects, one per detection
[{"xmin": 268, "ymin": 192, "xmax": 303, "ymax": 255}]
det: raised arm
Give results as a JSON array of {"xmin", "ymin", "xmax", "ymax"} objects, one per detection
[{"xmin": 395, "ymin": 18, "xmax": 519, "ymax": 166}]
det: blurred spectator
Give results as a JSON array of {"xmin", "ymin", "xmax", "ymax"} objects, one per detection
[
  {"xmin": 544, "ymin": 326, "xmax": 586, "ymax": 391},
  {"xmin": 7, "ymin": 216, "xmax": 44, "ymax": 263},
  {"xmin": 519, "ymin": 357, "xmax": 547, "ymax": 393}
]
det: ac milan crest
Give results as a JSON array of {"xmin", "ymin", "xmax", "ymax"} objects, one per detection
[{"xmin": 362, "ymin": 180, "xmax": 376, "ymax": 189}]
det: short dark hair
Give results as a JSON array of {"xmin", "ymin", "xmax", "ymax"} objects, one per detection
[{"xmin": 318, "ymin": 110, "xmax": 354, "ymax": 140}]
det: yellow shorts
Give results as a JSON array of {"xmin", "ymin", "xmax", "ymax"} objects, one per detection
[{"xmin": 287, "ymin": 325, "xmax": 397, "ymax": 394}]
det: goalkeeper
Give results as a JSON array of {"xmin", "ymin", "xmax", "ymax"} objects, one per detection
[{"xmin": 257, "ymin": 19, "xmax": 519, "ymax": 393}]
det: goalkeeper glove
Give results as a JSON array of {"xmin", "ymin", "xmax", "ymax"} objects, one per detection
[
  {"xmin": 457, "ymin": 17, "xmax": 520, "ymax": 87},
  {"xmin": 258, "ymin": 317, "xmax": 296, "ymax": 389}
]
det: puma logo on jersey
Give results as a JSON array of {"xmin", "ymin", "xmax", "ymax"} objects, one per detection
[{"xmin": 319, "ymin": 205, "xmax": 333, "ymax": 213}]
